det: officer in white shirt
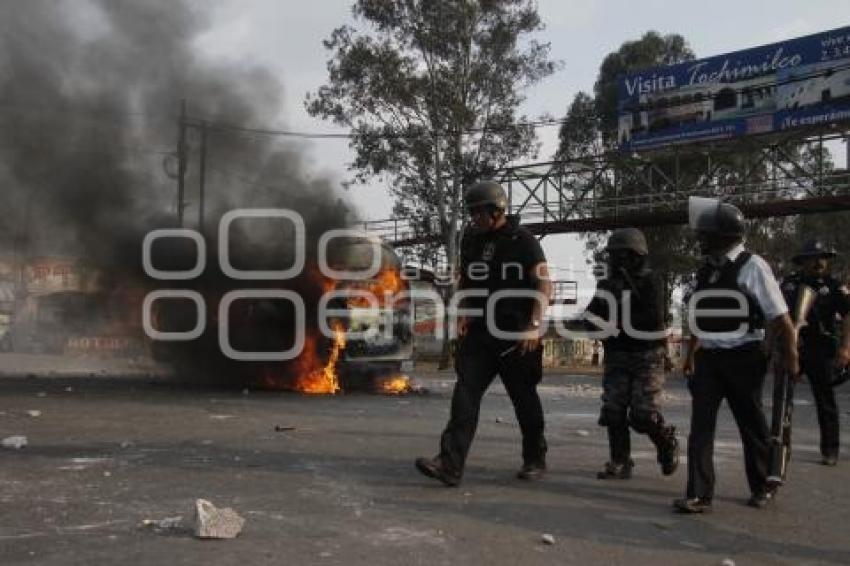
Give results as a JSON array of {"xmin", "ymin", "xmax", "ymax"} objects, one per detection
[{"xmin": 674, "ymin": 198, "xmax": 799, "ymax": 513}]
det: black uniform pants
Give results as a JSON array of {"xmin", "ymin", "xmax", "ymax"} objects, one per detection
[
  {"xmin": 686, "ymin": 344, "xmax": 770, "ymax": 499},
  {"xmin": 439, "ymin": 330, "xmax": 546, "ymax": 474},
  {"xmin": 801, "ymin": 352, "xmax": 840, "ymax": 456}
]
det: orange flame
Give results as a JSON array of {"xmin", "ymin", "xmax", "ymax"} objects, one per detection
[
  {"xmin": 379, "ymin": 374, "xmax": 411, "ymax": 395},
  {"xmin": 292, "ymin": 323, "xmax": 346, "ymax": 394},
  {"xmin": 346, "ymin": 267, "xmax": 406, "ymax": 308}
]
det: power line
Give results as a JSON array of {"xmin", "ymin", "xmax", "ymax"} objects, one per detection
[
  {"xmin": 195, "ymin": 118, "xmax": 353, "ymax": 139},
  {"xmin": 0, "ymin": 141, "xmax": 173, "ymax": 156}
]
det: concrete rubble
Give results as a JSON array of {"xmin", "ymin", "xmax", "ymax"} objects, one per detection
[{"xmin": 194, "ymin": 499, "xmax": 246, "ymax": 539}]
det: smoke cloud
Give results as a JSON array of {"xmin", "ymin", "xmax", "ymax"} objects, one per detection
[
  {"xmin": 0, "ymin": 0, "xmax": 353, "ymax": 383},
  {"xmin": 0, "ymin": 0, "xmax": 349, "ymax": 267}
]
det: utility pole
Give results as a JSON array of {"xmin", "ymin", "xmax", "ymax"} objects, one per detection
[
  {"xmin": 198, "ymin": 121, "xmax": 208, "ymax": 233},
  {"xmin": 176, "ymin": 99, "xmax": 187, "ymax": 227}
]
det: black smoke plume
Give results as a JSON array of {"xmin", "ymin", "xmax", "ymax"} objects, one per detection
[{"xmin": 0, "ymin": 0, "xmax": 352, "ymax": 384}]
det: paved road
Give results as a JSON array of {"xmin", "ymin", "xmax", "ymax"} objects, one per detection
[{"xmin": 0, "ymin": 359, "xmax": 848, "ymax": 565}]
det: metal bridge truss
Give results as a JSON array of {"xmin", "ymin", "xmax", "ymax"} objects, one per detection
[{"xmin": 360, "ymin": 128, "xmax": 850, "ymax": 248}]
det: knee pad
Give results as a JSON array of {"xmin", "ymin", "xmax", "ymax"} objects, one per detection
[{"xmin": 628, "ymin": 409, "xmax": 662, "ymax": 434}]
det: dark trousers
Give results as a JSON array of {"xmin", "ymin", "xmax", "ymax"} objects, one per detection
[
  {"xmin": 686, "ymin": 345, "xmax": 770, "ymax": 499},
  {"xmin": 439, "ymin": 330, "xmax": 546, "ymax": 474},
  {"xmin": 802, "ymin": 352, "xmax": 840, "ymax": 456}
]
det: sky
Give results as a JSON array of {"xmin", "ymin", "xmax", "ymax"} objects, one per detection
[{"xmin": 194, "ymin": 0, "xmax": 850, "ymax": 302}]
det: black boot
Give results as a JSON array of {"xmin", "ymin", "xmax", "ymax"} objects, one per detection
[
  {"xmin": 651, "ymin": 425, "xmax": 679, "ymax": 476},
  {"xmin": 415, "ymin": 456, "xmax": 461, "ymax": 487},
  {"xmin": 598, "ymin": 425, "xmax": 633, "ymax": 480},
  {"xmin": 597, "ymin": 459, "xmax": 635, "ymax": 479}
]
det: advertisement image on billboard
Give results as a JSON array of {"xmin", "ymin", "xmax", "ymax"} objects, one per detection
[{"xmin": 617, "ymin": 26, "xmax": 850, "ymax": 152}]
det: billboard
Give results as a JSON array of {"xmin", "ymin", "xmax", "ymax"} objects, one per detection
[{"xmin": 617, "ymin": 26, "xmax": 850, "ymax": 152}]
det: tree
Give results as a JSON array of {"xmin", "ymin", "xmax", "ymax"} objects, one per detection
[
  {"xmin": 750, "ymin": 143, "xmax": 850, "ymax": 280},
  {"xmin": 307, "ymin": 0, "xmax": 557, "ymax": 274},
  {"xmin": 555, "ymin": 31, "xmax": 698, "ymax": 296}
]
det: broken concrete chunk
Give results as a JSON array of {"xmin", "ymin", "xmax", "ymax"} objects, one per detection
[
  {"xmin": 541, "ymin": 533, "xmax": 555, "ymax": 545},
  {"xmin": 2, "ymin": 435, "xmax": 27, "ymax": 449},
  {"xmin": 194, "ymin": 499, "xmax": 245, "ymax": 539}
]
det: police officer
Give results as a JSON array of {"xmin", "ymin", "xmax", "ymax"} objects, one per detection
[
  {"xmin": 674, "ymin": 198, "xmax": 799, "ymax": 513},
  {"xmin": 415, "ymin": 181, "xmax": 552, "ymax": 486},
  {"xmin": 781, "ymin": 240, "xmax": 850, "ymax": 466},
  {"xmin": 585, "ymin": 228, "xmax": 679, "ymax": 480}
]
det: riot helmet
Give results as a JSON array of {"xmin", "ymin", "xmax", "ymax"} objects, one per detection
[
  {"xmin": 606, "ymin": 228, "xmax": 649, "ymax": 256},
  {"xmin": 689, "ymin": 197, "xmax": 745, "ymax": 256},
  {"xmin": 464, "ymin": 181, "xmax": 508, "ymax": 212}
]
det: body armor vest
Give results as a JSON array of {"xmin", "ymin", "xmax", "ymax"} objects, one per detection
[{"xmin": 693, "ymin": 252, "xmax": 764, "ymax": 334}]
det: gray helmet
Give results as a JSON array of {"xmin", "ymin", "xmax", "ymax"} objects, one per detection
[
  {"xmin": 465, "ymin": 181, "xmax": 508, "ymax": 211},
  {"xmin": 792, "ymin": 239, "xmax": 837, "ymax": 265},
  {"xmin": 606, "ymin": 227, "xmax": 648, "ymax": 256},
  {"xmin": 694, "ymin": 201, "xmax": 745, "ymax": 238}
]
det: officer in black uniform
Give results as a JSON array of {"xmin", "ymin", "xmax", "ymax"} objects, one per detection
[
  {"xmin": 585, "ymin": 228, "xmax": 679, "ymax": 479},
  {"xmin": 674, "ymin": 198, "xmax": 799, "ymax": 513},
  {"xmin": 416, "ymin": 181, "xmax": 552, "ymax": 486},
  {"xmin": 781, "ymin": 240, "xmax": 850, "ymax": 466}
]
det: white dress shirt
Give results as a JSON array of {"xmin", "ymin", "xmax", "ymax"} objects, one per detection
[{"xmin": 698, "ymin": 243, "xmax": 789, "ymax": 350}]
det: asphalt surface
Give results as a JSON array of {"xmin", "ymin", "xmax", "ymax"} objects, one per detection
[{"xmin": 1, "ymin": 355, "xmax": 849, "ymax": 565}]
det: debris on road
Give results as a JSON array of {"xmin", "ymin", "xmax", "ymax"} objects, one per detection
[
  {"xmin": 575, "ymin": 429, "xmax": 590, "ymax": 437},
  {"xmin": 720, "ymin": 559, "xmax": 736, "ymax": 566},
  {"xmin": 141, "ymin": 516, "xmax": 183, "ymax": 530},
  {"xmin": 495, "ymin": 417, "xmax": 504, "ymax": 424},
  {"xmin": 274, "ymin": 425, "xmax": 297, "ymax": 432},
  {"xmin": 2, "ymin": 435, "xmax": 28, "ymax": 449},
  {"xmin": 26, "ymin": 410, "xmax": 42, "ymax": 418},
  {"xmin": 195, "ymin": 499, "xmax": 245, "ymax": 539},
  {"xmin": 541, "ymin": 533, "xmax": 556, "ymax": 545}
]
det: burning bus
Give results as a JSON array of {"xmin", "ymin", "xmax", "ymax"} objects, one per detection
[{"xmin": 149, "ymin": 230, "xmax": 414, "ymax": 394}]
